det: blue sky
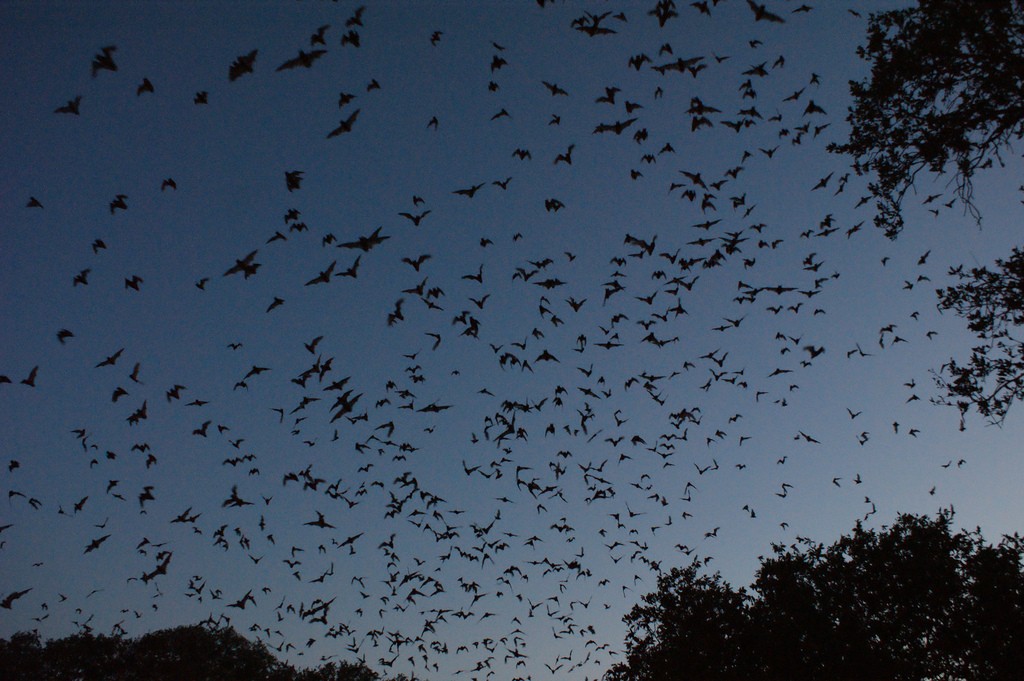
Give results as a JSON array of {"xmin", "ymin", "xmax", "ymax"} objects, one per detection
[{"xmin": 2, "ymin": 1, "xmax": 1023, "ymax": 679}]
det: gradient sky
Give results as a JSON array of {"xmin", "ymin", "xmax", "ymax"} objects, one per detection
[{"xmin": 2, "ymin": 1, "xmax": 1023, "ymax": 679}]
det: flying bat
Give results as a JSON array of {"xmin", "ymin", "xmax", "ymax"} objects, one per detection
[
  {"xmin": 339, "ymin": 226, "xmax": 389, "ymax": 251},
  {"xmin": 310, "ymin": 24, "xmax": 330, "ymax": 45},
  {"xmin": 327, "ymin": 109, "xmax": 360, "ymax": 138},
  {"xmin": 652, "ymin": 56, "xmax": 705, "ymax": 75},
  {"xmin": 593, "ymin": 118, "xmax": 637, "ymax": 134},
  {"xmin": 398, "ymin": 210, "xmax": 431, "ymax": 226},
  {"xmin": 84, "ymin": 534, "xmax": 111, "ymax": 554},
  {"xmin": 542, "ymin": 81, "xmax": 568, "ymax": 96},
  {"xmin": 96, "ymin": 348, "xmax": 125, "ymax": 368},
  {"xmin": 453, "ymin": 183, "xmax": 485, "ymax": 198},
  {"xmin": 1, "ymin": 588, "xmax": 31, "ymax": 609},
  {"xmin": 572, "ymin": 11, "xmax": 617, "ymax": 36},
  {"xmin": 305, "ymin": 261, "xmax": 336, "ymax": 286},
  {"xmin": 747, "ymin": 0, "xmax": 786, "ymax": 22},
  {"xmin": 228, "ymin": 50, "xmax": 258, "ymax": 81},
  {"xmin": 276, "ymin": 49, "xmax": 327, "ymax": 71},
  {"xmin": 224, "ymin": 250, "xmax": 260, "ymax": 278},
  {"xmin": 55, "ymin": 96, "xmax": 82, "ymax": 115},
  {"xmin": 402, "ymin": 254, "xmax": 431, "ymax": 271},
  {"xmin": 91, "ymin": 46, "xmax": 117, "ymax": 77}
]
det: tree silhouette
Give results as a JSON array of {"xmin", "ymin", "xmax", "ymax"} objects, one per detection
[
  {"xmin": 125, "ymin": 625, "xmax": 292, "ymax": 681},
  {"xmin": 830, "ymin": 0, "xmax": 1023, "ymax": 238},
  {"xmin": 0, "ymin": 632, "xmax": 46, "ymax": 681},
  {"xmin": 830, "ymin": 0, "xmax": 1024, "ymax": 425},
  {"xmin": 296, "ymin": 661, "xmax": 381, "ymax": 681},
  {"xmin": 935, "ymin": 247, "xmax": 1024, "ymax": 426},
  {"xmin": 607, "ymin": 564, "xmax": 755, "ymax": 680},
  {"xmin": 606, "ymin": 509, "xmax": 1024, "ymax": 681},
  {"xmin": 0, "ymin": 624, "xmax": 380, "ymax": 681}
]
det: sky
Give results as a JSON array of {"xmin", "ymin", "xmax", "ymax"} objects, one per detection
[{"xmin": 1, "ymin": 1, "xmax": 1023, "ymax": 679}]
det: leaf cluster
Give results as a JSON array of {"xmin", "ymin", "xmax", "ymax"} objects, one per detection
[
  {"xmin": 935, "ymin": 247, "xmax": 1024, "ymax": 426},
  {"xmin": 0, "ymin": 624, "xmax": 380, "ymax": 681},
  {"xmin": 830, "ymin": 0, "xmax": 1024, "ymax": 238},
  {"xmin": 606, "ymin": 509, "xmax": 1024, "ymax": 681}
]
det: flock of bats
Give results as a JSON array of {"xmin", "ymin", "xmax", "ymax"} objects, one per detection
[{"xmin": 2, "ymin": 2, "xmax": 1006, "ymax": 680}]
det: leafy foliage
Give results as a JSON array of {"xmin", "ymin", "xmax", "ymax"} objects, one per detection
[
  {"xmin": 935, "ymin": 248, "xmax": 1024, "ymax": 426},
  {"xmin": 608, "ymin": 564, "xmax": 755, "ymax": 680},
  {"xmin": 830, "ymin": 0, "xmax": 1024, "ymax": 238},
  {"xmin": 0, "ymin": 624, "xmax": 379, "ymax": 681},
  {"xmin": 606, "ymin": 509, "xmax": 1024, "ymax": 681},
  {"xmin": 832, "ymin": 0, "xmax": 1024, "ymax": 425}
]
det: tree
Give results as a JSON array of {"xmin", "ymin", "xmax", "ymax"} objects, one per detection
[
  {"xmin": 0, "ymin": 632, "xmax": 45, "ymax": 681},
  {"xmin": 830, "ymin": 0, "xmax": 1024, "ymax": 239},
  {"xmin": 124, "ymin": 624, "xmax": 293, "ymax": 681},
  {"xmin": 606, "ymin": 509, "xmax": 1024, "ymax": 681},
  {"xmin": 831, "ymin": 0, "xmax": 1024, "ymax": 425},
  {"xmin": 606, "ymin": 564, "xmax": 755, "ymax": 681},
  {"xmin": 39, "ymin": 631, "xmax": 128, "ymax": 681},
  {"xmin": 934, "ymin": 248, "xmax": 1024, "ymax": 426},
  {"xmin": 0, "ymin": 624, "xmax": 380, "ymax": 681},
  {"xmin": 297, "ymin": 661, "xmax": 381, "ymax": 681}
]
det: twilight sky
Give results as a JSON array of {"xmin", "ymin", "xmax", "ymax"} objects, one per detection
[{"xmin": 2, "ymin": 1, "xmax": 1023, "ymax": 679}]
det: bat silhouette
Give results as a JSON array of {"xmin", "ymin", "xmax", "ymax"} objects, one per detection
[
  {"xmin": 91, "ymin": 46, "xmax": 117, "ymax": 77},
  {"xmin": 224, "ymin": 250, "xmax": 260, "ymax": 278},
  {"xmin": 453, "ymin": 183, "xmax": 485, "ymax": 198},
  {"xmin": 1, "ymin": 588, "xmax": 32, "ymax": 609},
  {"xmin": 55, "ymin": 96, "xmax": 81, "ymax": 115},
  {"xmin": 593, "ymin": 118, "xmax": 637, "ymax": 134},
  {"xmin": 276, "ymin": 49, "xmax": 327, "ymax": 71},
  {"xmin": 327, "ymin": 109, "xmax": 360, "ymax": 138},
  {"xmin": 747, "ymin": 0, "xmax": 785, "ymax": 23},
  {"xmin": 339, "ymin": 227, "xmax": 389, "ymax": 251},
  {"xmin": 228, "ymin": 50, "xmax": 258, "ymax": 81}
]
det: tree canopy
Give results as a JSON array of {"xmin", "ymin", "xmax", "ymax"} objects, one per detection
[
  {"xmin": 935, "ymin": 248, "xmax": 1024, "ymax": 426},
  {"xmin": 606, "ymin": 509, "xmax": 1024, "ymax": 681},
  {"xmin": 830, "ymin": 0, "xmax": 1024, "ymax": 239},
  {"xmin": 831, "ymin": 0, "xmax": 1024, "ymax": 425},
  {"xmin": 0, "ymin": 624, "xmax": 379, "ymax": 681}
]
